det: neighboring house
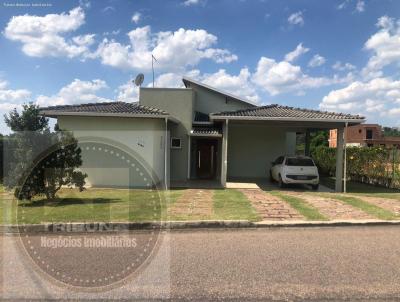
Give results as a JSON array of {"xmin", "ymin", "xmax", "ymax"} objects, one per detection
[
  {"xmin": 329, "ymin": 124, "xmax": 400, "ymax": 148},
  {"xmin": 40, "ymin": 77, "xmax": 364, "ymax": 192}
]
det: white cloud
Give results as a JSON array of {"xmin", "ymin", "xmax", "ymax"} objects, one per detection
[
  {"xmin": 36, "ymin": 79, "xmax": 112, "ymax": 107},
  {"xmin": 355, "ymin": 0, "xmax": 365, "ymax": 12},
  {"xmin": 284, "ymin": 43, "xmax": 309, "ymax": 62},
  {"xmin": 116, "ymin": 80, "xmax": 139, "ymax": 103},
  {"xmin": 94, "ymin": 26, "xmax": 237, "ymax": 71},
  {"xmin": 72, "ymin": 34, "xmax": 95, "ymax": 46},
  {"xmin": 4, "ymin": 7, "xmax": 94, "ymax": 59},
  {"xmin": 288, "ymin": 11, "xmax": 304, "ymax": 26},
  {"xmin": 388, "ymin": 108, "xmax": 400, "ymax": 116},
  {"xmin": 152, "ymin": 73, "xmax": 184, "ymax": 88},
  {"xmin": 332, "ymin": 61, "xmax": 356, "ymax": 71},
  {"xmin": 103, "ymin": 29, "xmax": 121, "ymax": 36},
  {"xmin": 131, "ymin": 12, "xmax": 141, "ymax": 24},
  {"xmin": 79, "ymin": 0, "xmax": 91, "ymax": 9},
  {"xmin": 252, "ymin": 56, "xmax": 348, "ymax": 96},
  {"xmin": 320, "ymin": 78, "xmax": 400, "ymax": 120},
  {"xmin": 337, "ymin": 1, "xmax": 349, "ymax": 10},
  {"xmin": 362, "ymin": 16, "xmax": 400, "ymax": 77},
  {"xmin": 150, "ymin": 68, "xmax": 259, "ymax": 103},
  {"xmin": 150, "ymin": 70, "xmax": 200, "ymax": 88},
  {"xmin": 183, "ymin": 0, "xmax": 201, "ymax": 6},
  {"xmin": 0, "ymin": 80, "xmax": 31, "ymax": 102},
  {"xmin": 0, "ymin": 80, "xmax": 31, "ymax": 114},
  {"xmin": 308, "ymin": 54, "xmax": 326, "ymax": 67},
  {"xmin": 102, "ymin": 6, "xmax": 115, "ymax": 13},
  {"xmin": 201, "ymin": 68, "xmax": 259, "ymax": 103}
]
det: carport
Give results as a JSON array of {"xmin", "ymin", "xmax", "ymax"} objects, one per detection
[{"xmin": 210, "ymin": 105, "xmax": 365, "ymax": 192}]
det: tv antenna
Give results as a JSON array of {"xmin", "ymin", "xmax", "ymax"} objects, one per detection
[
  {"xmin": 133, "ymin": 73, "xmax": 144, "ymax": 87},
  {"xmin": 151, "ymin": 54, "xmax": 157, "ymax": 88}
]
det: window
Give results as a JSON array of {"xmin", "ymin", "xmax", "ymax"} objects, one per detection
[
  {"xmin": 171, "ymin": 137, "xmax": 182, "ymax": 149},
  {"xmin": 274, "ymin": 156, "xmax": 284, "ymax": 165},
  {"xmin": 366, "ymin": 129, "xmax": 373, "ymax": 139},
  {"xmin": 285, "ymin": 157, "xmax": 315, "ymax": 167}
]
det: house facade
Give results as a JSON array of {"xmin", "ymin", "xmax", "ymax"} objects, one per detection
[
  {"xmin": 40, "ymin": 77, "xmax": 365, "ymax": 192},
  {"xmin": 329, "ymin": 124, "xmax": 400, "ymax": 148}
]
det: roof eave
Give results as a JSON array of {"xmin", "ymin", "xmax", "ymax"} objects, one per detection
[
  {"xmin": 39, "ymin": 111, "xmax": 170, "ymax": 119},
  {"xmin": 209, "ymin": 115, "xmax": 365, "ymax": 124}
]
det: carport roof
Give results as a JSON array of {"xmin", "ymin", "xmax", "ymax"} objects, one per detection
[
  {"xmin": 210, "ymin": 104, "xmax": 365, "ymax": 123},
  {"xmin": 39, "ymin": 101, "xmax": 169, "ymax": 118}
]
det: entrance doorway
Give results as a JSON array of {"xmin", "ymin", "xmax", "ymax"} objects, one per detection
[{"xmin": 195, "ymin": 139, "xmax": 218, "ymax": 179}]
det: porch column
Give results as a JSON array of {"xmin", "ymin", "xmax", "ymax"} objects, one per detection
[
  {"xmin": 335, "ymin": 127, "xmax": 344, "ymax": 192},
  {"xmin": 305, "ymin": 129, "xmax": 311, "ymax": 156},
  {"xmin": 221, "ymin": 119, "xmax": 229, "ymax": 187}
]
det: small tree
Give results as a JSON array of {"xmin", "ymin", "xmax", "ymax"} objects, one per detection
[{"xmin": 4, "ymin": 103, "xmax": 87, "ymax": 201}]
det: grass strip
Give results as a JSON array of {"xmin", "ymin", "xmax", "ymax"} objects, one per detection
[
  {"xmin": 352, "ymin": 193, "xmax": 400, "ymax": 201},
  {"xmin": 213, "ymin": 189, "xmax": 261, "ymax": 222},
  {"xmin": 271, "ymin": 191, "xmax": 328, "ymax": 221},
  {"xmin": 324, "ymin": 194, "xmax": 398, "ymax": 220}
]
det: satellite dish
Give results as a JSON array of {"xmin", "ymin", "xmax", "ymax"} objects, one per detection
[{"xmin": 134, "ymin": 73, "xmax": 144, "ymax": 87}]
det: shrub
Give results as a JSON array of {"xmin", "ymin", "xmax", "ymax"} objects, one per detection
[{"xmin": 312, "ymin": 146, "xmax": 400, "ymax": 189}]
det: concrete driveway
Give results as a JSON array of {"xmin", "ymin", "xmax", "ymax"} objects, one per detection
[{"xmin": 227, "ymin": 177, "xmax": 333, "ymax": 192}]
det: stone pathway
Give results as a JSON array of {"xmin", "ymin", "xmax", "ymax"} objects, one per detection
[
  {"xmin": 168, "ymin": 189, "xmax": 214, "ymax": 219},
  {"xmin": 349, "ymin": 195, "xmax": 400, "ymax": 216},
  {"xmin": 284, "ymin": 192, "xmax": 373, "ymax": 220},
  {"xmin": 239, "ymin": 189, "xmax": 303, "ymax": 220}
]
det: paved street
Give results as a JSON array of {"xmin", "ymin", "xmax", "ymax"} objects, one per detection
[{"xmin": 2, "ymin": 226, "xmax": 400, "ymax": 300}]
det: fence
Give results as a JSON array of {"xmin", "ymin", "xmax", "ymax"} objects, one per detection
[{"xmin": 312, "ymin": 146, "xmax": 400, "ymax": 189}]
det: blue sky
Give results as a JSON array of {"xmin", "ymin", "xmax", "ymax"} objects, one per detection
[{"xmin": 0, "ymin": 0, "xmax": 400, "ymax": 133}]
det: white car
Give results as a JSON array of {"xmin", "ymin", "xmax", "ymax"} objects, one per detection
[{"xmin": 270, "ymin": 156, "xmax": 319, "ymax": 190}]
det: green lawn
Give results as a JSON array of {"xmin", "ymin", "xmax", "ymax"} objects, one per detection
[
  {"xmin": 0, "ymin": 187, "xmax": 260, "ymax": 224},
  {"xmin": 213, "ymin": 189, "xmax": 260, "ymax": 222},
  {"xmin": 271, "ymin": 191, "xmax": 328, "ymax": 221},
  {"xmin": 1, "ymin": 188, "xmax": 184, "ymax": 225},
  {"xmin": 320, "ymin": 193, "xmax": 398, "ymax": 220}
]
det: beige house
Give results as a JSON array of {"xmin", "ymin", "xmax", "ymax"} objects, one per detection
[{"xmin": 40, "ymin": 77, "xmax": 365, "ymax": 192}]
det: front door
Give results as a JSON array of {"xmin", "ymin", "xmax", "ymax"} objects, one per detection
[{"xmin": 196, "ymin": 140, "xmax": 217, "ymax": 179}]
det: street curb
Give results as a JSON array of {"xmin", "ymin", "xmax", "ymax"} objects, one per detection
[{"xmin": 2, "ymin": 219, "xmax": 400, "ymax": 234}]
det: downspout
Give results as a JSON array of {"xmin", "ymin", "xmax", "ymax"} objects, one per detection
[
  {"xmin": 164, "ymin": 117, "xmax": 168, "ymax": 190},
  {"xmin": 343, "ymin": 122, "xmax": 348, "ymax": 193}
]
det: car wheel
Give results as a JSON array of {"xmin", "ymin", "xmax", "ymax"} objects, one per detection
[
  {"xmin": 269, "ymin": 170, "xmax": 274, "ymax": 183},
  {"xmin": 312, "ymin": 184, "xmax": 319, "ymax": 191},
  {"xmin": 278, "ymin": 175, "xmax": 285, "ymax": 188}
]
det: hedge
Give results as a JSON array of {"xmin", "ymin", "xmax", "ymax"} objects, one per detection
[{"xmin": 312, "ymin": 146, "xmax": 400, "ymax": 189}]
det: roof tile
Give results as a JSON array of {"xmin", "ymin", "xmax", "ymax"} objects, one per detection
[
  {"xmin": 39, "ymin": 102, "xmax": 168, "ymax": 116},
  {"xmin": 210, "ymin": 104, "xmax": 364, "ymax": 120}
]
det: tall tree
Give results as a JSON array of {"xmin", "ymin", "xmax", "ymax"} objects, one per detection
[{"xmin": 4, "ymin": 103, "xmax": 87, "ymax": 200}]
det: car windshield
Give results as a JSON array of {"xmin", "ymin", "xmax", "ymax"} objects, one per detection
[{"xmin": 286, "ymin": 158, "xmax": 315, "ymax": 166}]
